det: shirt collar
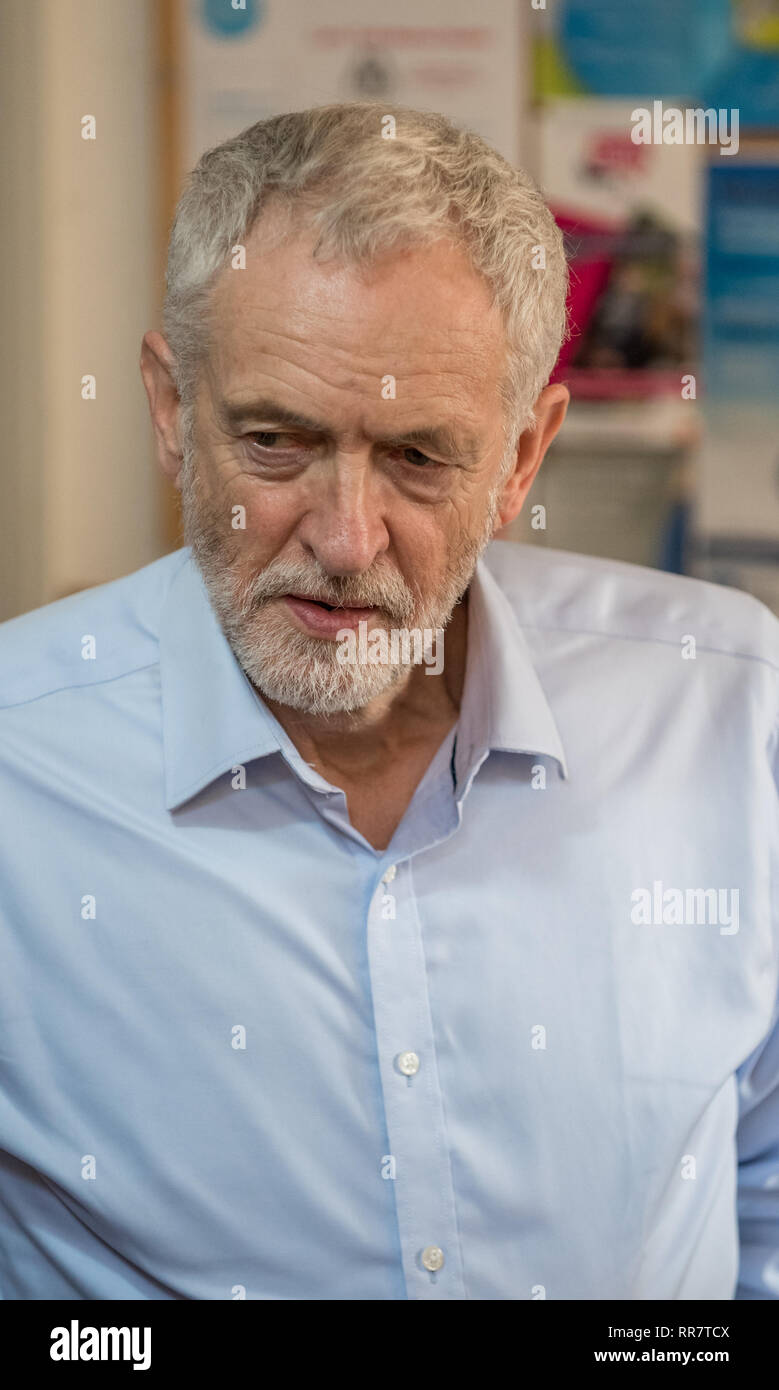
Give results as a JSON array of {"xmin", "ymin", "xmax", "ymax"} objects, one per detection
[
  {"xmin": 160, "ymin": 552, "xmax": 284, "ymax": 810},
  {"xmin": 453, "ymin": 553, "xmax": 568, "ymax": 790},
  {"xmin": 159, "ymin": 547, "xmax": 568, "ymax": 811}
]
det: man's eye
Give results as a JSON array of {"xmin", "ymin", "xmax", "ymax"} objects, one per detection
[
  {"xmin": 248, "ymin": 431, "xmax": 298, "ymax": 449},
  {"xmin": 400, "ymin": 446, "xmax": 437, "ymax": 468}
]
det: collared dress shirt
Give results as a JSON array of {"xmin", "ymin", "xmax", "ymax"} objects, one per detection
[{"xmin": 0, "ymin": 540, "xmax": 777, "ymax": 1301}]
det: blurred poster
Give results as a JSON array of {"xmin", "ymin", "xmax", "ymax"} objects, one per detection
[
  {"xmin": 532, "ymin": 0, "xmax": 738, "ymax": 105},
  {"xmin": 694, "ymin": 153, "xmax": 779, "ymax": 611},
  {"xmin": 179, "ymin": 0, "xmax": 522, "ymax": 169},
  {"xmin": 539, "ymin": 101, "xmax": 701, "ymax": 399},
  {"xmin": 537, "ymin": 99, "xmax": 701, "ymax": 233},
  {"xmin": 703, "ymin": 159, "xmax": 779, "ymax": 404},
  {"xmin": 705, "ymin": 0, "xmax": 779, "ymax": 131}
]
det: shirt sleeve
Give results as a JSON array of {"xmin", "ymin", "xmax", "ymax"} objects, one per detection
[{"xmin": 735, "ymin": 717, "xmax": 779, "ymax": 1299}]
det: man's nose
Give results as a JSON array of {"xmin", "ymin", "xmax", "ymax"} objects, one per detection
[{"xmin": 295, "ymin": 455, "xmax": 390, "ymax": 575}]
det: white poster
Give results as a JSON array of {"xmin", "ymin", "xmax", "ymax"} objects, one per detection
[
  {"xmin": 179, "ymin": 0, "xmax": 522, "ymax": 170},
  {"xmin": 537, "ymin": 98, "xmax": 702, "ymax": 233}
]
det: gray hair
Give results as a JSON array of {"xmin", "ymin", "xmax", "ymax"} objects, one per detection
[{"xmin": 164, "ymin": 102, "xmax": 570, "ymax": 455}]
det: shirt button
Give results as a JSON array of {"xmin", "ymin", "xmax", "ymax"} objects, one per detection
[
  {"xmin": 396, "ymin": 1050, "xmax": 420, "ymax": 1076},
  {"xmin": 421, "ymin": 1246, "xmax": 445, "ymax": 1272},
  {"xmin": 382, "ymin": 864, "xmax": 397, "ymax": 884}
]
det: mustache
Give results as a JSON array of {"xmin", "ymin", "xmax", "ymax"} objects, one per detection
[{"xmin": 238, "ymin": 558, "xmax": 418, "ymax": 623}]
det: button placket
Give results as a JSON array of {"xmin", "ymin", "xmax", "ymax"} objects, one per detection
[{"xmin": 366, "ymin": 860, "xmax": 464, "ymax": 1299}]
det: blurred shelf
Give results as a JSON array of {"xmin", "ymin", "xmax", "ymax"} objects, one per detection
[{"xmin": 553, "ymin": 396, "xmax": 702, "ymax": 455}]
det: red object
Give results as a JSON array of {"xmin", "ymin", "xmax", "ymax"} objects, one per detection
[{"xmin": 550, "ymin": 207, "xmax": 621, "ymax": 375}]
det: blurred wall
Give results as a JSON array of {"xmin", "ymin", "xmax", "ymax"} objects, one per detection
[{"xmin": 0, "ymin": 0, "xmax": 166, "ymax": 621}]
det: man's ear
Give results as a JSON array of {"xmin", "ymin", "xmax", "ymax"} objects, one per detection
[
  {"xmin": 495, "ymin": 382, "xmax": 569, "ymax": 530},
  {"xmin": 140, "ymin": 330, "xmax": 186, "ymax": 489}
]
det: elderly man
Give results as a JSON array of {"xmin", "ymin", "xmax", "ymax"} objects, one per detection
[{"xmin": 0, "ymin": 103, "xmax": 777, "ymax": 1302}]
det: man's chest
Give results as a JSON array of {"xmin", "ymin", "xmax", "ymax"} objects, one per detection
[{"xmin": 1, "ymin": 735, "xmax": 774, "ymax": 1298}]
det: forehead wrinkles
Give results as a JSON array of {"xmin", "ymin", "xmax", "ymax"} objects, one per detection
[
  {"xmin": 213, "ymin": 292, "xmax": 501, "ymax": 372},
  {"xmin": 207, "ymin": 322, "xmax": 504, "ymax": 433},
  {"xmin": 210, "ymin": 227, "xmax": 505, "ymax": 355},
  {"xmin": 203, "ymin": 244, "xmax": 509, "ymax": 441}
]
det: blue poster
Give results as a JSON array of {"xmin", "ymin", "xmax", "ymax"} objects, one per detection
[
  {"xmin": 558, "ymin": 0, "xmax": 733, "ymax": 98},
  {"xmin": 704, "ymin": 163, "xmax": 779, "ymax": 401}
]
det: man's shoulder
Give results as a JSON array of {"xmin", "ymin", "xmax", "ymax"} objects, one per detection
[
  {"xmin": 483, "ymin": 539, "xmax": 779, "ymax": 672},
  {"xmin": 0, "ymin": 548, "xmax": 190, "ymax": 711}
]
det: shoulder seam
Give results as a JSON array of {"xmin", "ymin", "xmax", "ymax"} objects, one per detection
[
  {"xmin": 516, "ymin": 620, "xmax": 779, "ymax": 676},
  {"xmin": 0, "ymin": 661, "xmax": 160, "ymax": 713}
]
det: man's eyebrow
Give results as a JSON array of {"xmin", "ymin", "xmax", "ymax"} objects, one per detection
[
  {"xmin": 217, "ymin": 397, "xmax": 481, "ymax": 462},
  {"xmin": 218, "ymin": 398, "xmax": 323, "ymax": 433},
  {"xmin": 393, "ymin": 424, "xmax": 480, "ymax": 462}
]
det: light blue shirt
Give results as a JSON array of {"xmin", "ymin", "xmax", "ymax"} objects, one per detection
[{"xmin": 1, "ymin": 541, "xmax": 778, "ymax": 1301}]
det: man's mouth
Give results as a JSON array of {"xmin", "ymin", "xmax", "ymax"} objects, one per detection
[
  {"xmin": 287, "ymin": 594, "xmax": 341, "ymax": 611},
  {"xmin": 281, "ymin": 593, "xmax": 380, "ymax": 637}
]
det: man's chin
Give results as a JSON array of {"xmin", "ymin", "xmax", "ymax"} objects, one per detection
[
  {"xmin": 236, "ymin": 644, "xmax": 410, "ymax": 719},
  {"xmin": 251, "ymin": 672, "xmax": 409, "ymax": 719}
]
